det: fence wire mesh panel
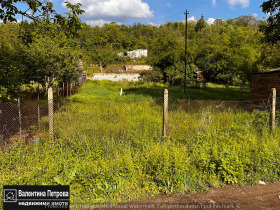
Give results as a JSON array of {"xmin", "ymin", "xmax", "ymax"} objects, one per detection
[
  {"xmin": 168, "ymin": 99, "xmax": 273, "ymax": 139},
  {"xmin": 0, "ymin": 88, "xmax": 277, "ymax": 146},
  {"xmin": 0, "ymin": 99, "xmax": 48, "ymax": 145},
  {"xmin": 0, "ymin": 75, "xmax": 86, "ymax": 146}
]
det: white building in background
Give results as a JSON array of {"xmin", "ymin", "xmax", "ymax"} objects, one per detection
[{"xmin": 126, "ymin": 49, "xmax": 148, "ymax": 58}]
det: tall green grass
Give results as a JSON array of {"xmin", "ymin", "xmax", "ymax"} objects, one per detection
[{"xmin": 1, "ymin": 80, "xmax": 279, "ymax": 208}]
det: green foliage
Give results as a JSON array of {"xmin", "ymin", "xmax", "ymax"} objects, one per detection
[
  {"xmin": 1, "ymin": 11, "xmax": 279, "ymax": 97},
  {"xmin": 260, "ymin": 0, "xmax": 280, "ymax": 44},
  {"xmin": 195, "ymin": 15, "xmax": 207, "ymax": 32},
  {"xmin": 24, "ymin": 35, "xmax": 80, "ymax": 89},
  {"xmin": 72, "ymin": 15, "xmax": 273, "ymax": 86},
  {"xmin": 0, "ymin": 44, "xmax": 26, "ymax": 99},
  {"xmin": 194, "ymin": 23, "xmax": 262, "ymax": 85},
  {"xmin": 0, "ymin": 0, "xmax": 84, "ymax": 99},
  {"xmin": 139, "ymin": 69, "xmax": 163, "ymax": 83},
  {"xmin": 147, "ymin": 29, "xmax": 184, "ymax": 82},
  {"xmin": 0, "ymin": 21, "xmax": 83, "ymax": 99},
  {"xmin": 0, "ymin": 0, "xmax": 84, "ymax": 36},
  {"xmin": 260, "ymin": 42, "xmax": 280, "ymax": 68}
]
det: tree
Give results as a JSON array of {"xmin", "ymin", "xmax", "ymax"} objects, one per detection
[
  {"xmin": 260, "ymin": 42, "xmax": 280, "ymax": 68},
  {"xmin": 214, "ymin": 19, "xmax": 225, "ymax": 27},
  {"xmin": 234, "ymin": 15, "xmax": 258, "ymax": 27},
  {"xmin": 195, "ymin": 14, "xmax": 207, "ymax": 32},
  {"xmin": 194, "ymin": 23, "xmax": 261, "ymax": 85},
  {"xmin": 0, "ymin": 44, "xmax": 26, "ymax": 99},
  {"xmin": 148, "ymin": 29, "xmax": 184, "ymax": 83},
  {"xmin": 0, "ymin": 1, "xmax": 84, "ymax": 99},
  {"xmin": 260, "ymin": 0, "xmax": 280, "ymax": 43},
  {"xmin": 0, "ymin": 0, "xmax": 84, "ymax": 36},
  {"xmin": 24, "ymin": 34, "xmax": 80, "ymax": 90}
]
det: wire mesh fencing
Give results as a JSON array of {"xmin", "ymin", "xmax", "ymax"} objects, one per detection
[
  {"xmin": 0, "ymin": 98, "xmax": 59, "ymax": 146},
  {"xmin": 49, "ymin": 96, "xmax": 276, "ymax": 144},
  {"xmin": 168, "ymin": 98, "xmax": 273, "ymax": 139},
  {"xmin": 0, "ymin": 75, "xmax": 87, "ymax": 146},
  {"xmin": 0, "ymin": 85, "xmax": 278, "ymax": 146}
]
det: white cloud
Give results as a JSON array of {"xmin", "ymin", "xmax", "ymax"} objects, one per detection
[
  {"xmin": 227, "ymin": 0, "xmax": 250, "ymax": 8},
  {"xmin": 186, "ymin": 16, "xmax": 215, "ymax": 25},
  {"xmin": 148, "ymin": 22, "xmax": 161, "ymax": 27},
  {"xmin": 86, "ymin": 19, "xmax": 112, "ymax": 26},
  {"xmin": 207, "ymin": 18, "xmax": 215, "ymax": 25},
  {"xmin": 64, "ymin": 0, "xmax": 153, "ymax": 25},
  {"xmin": 252, "ymin": 13, "xmax": 258, "ymax": 18},
  {"xmin": 212, "ymin": 0, "xmax": 216, "ymax": 7},
  {"xmin": 187, "ymin": 16, "xmax": 196, "ymax": 22},
  {"xmin": 166, "ymin": 2, "xmax": 171, "ymax": 8}
]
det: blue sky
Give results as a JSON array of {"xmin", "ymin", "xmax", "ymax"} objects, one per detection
[{"xmin": 16, "ymin": 0, "xmax": 268, "ymax": 26}]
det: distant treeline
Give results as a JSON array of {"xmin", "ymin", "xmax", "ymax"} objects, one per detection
[{"xmin": 0, "ymin": 15, "xmax": 279, "ymax": 99}]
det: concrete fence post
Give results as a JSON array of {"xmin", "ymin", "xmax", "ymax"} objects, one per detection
[
  {"xmin": 48, "ymin": 87, "xmax": 54, "ymax": 143},
  {"xmin": 163, "ymin": 89, "xmax": 169, "ymax": 137},
  {"xmin": 271, "ymin": 88, "xmax": 276, "ymax": 131}
]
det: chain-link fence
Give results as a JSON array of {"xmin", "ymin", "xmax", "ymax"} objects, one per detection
[
  {"xmin": 168, "ymin": 98, "xmax": 273, "ymax": 138},
  {"xmin": 1, "ymin": 84, "xmax": 277, "ymax": 146},
  {"xmin": 50, "ymin": 95, "xmax": 275, "ymax": 143},
  {"xmin": 0, "ymin": 75, "xmax": 86, "ymax": 146}
]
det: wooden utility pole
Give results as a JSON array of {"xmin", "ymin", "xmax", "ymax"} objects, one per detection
[{"xmin": 184, "ymin": 10, "xmax": 189, "ymax": 94}]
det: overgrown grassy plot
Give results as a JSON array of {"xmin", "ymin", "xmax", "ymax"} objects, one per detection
[
  {"xmin": 123, "ymin": 82, "xmax": 251, "ymax": 101},
  {"xmin": 0, "ymin": 81, "xmax": 280, "ymax": 207},
  {"xmin": 53, "ymin": 100, "xmax": 162, "ymax": 141},
  {"xmin": 70, "ymin": 80, "xmax": 251, "ymax": 102}
]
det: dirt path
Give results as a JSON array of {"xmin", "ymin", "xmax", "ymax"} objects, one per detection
[
  {"xmin": 92, "ymin": 182, "xmax": 280, "ymax": 210},
  {"xmin": 128, "ymin": 182, "xmax": 280, "ymax": 209}
]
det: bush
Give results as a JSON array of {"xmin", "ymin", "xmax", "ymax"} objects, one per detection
[{"xmin": 139, "ymin": 70, "xmax": 163, "ymax": 83}]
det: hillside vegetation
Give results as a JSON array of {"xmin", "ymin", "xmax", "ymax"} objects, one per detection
[{"xmin": 1, "ymin": 14, "xmax": 280, "ymax": 100}]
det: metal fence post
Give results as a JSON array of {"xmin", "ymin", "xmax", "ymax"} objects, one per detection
[
  {"xmin": 18, "ymin": 96, "xmax": 22, "ymax": 144},
  {"xmin": 163, "ymin": 89, "xmax": 168, "ymax": 137},
  {"xmin": 48, "ymin": 87, "xmax": 54, "ymax": 143},
  {"xmin": 271, "ymin": 88, "xmax": 276, "ymax": 131}
]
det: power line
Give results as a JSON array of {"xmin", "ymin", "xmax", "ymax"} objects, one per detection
[
  {"xmin": 149, "ymin": 0, "xmax": 206, "ymax": 24},
  {"xmin": 151, "ymin": 11, "xmax": 185, "ymax": 24},
  {"xmin": 189, "ymin": 0, "xmax": 205, "ymax": 11}
]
